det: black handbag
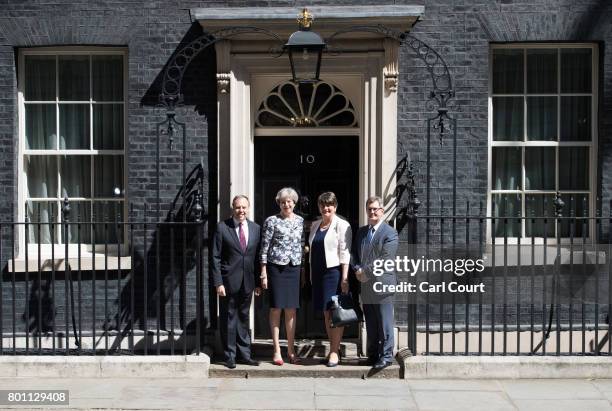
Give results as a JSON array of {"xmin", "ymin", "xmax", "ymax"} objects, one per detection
[{"xmin": 326, "ymin": 293, "xmax": 363, "ymax": 328}]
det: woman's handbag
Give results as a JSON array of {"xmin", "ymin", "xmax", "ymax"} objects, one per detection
[{"xmin": 326, "ymin": 293, "xmax": 363, "ymax": 328}]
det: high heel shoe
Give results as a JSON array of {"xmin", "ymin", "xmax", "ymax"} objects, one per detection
[
  {"xmin": 326, "ymin": 353, "xmax": 339, "ymax": 368},
  {"xmin": 288, "ymin": 354, "xmax": 301, "ymax": 365},
  {"xmin": 272, "ymin": 354, "xmax": 284, "ymax": 366}
]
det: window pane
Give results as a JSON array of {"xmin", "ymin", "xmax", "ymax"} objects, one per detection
[
  {"xmin": 59, "ymin": 56, "xmax": 89, "ymax": 101},
  {"xmin": 24, "ymin": 56, "xmax": 56, "ymax": 101},
  {"xmin": 92, "ymin": 55, "xmax": 123, "ymax": 101},
  {"xmin": 525, "ymin": 147, "xmax": 555, "ymax": 190},
  {"xmin": 525, "ymin": 194, "xmax": 555, "ymax": 237},
  {"xmin": 561, "ymin": 48, "xmax": 592, "ymax": 93},
  {"xmin": 93, "ymin": 201, "xmax": 124, "ymax": 243},
  {"xmin": 60, "ymin": 156, "xmax": 91, "ymax": 198},
  {"xmin": 27, "ymin": 201, "xmax": 58, "ymax": 244},
  {"xmin": 492, "ymin": 147, "xmax": 521, "ymax": 190},
  {"xmin": 560, "ymin": 96, "xmax": 591, "ymax": 141},
  {"xmin": 26, "ymin": 156, "xmax": 57, "ymax": 198},
  {"xmin": 61, "ymin": 201, "xmax": 92, "ymax": 244},
  {"xmin": 526, "ymin": 97, "xmax": 557, "ymax": 141},
  {"xmin": 559, "ymin": 147, "xmax": 589, "ymax": 190},
  {"xmin": 93, "ymin": 104, "xmax": 123, "ymax": 149},
  {"xmin": 94, "ymin": 155, "xmax": 123, "ymax": 198},
  {"xmin": 25, "ymin": 104, "xmax": 56, "ymax": 149},
  {"xmin": 492, "ymin": 49, "xmax": 524, "ymax": 94},
  {"xmin": 492, "ymin": 194, "xmax": 521, "ymax": 237},
  {"xmin": 59, "ymin": 104, "xmax": 90, "ymax": 149},
  {"xmin": 493, "ymin": 97, "xmax": 523, "ymax": 141},
  {"xmin": 527, "ymin": 49, "xmax": 557, "ymax": 94},
  {"xmin": 560, "ymin": 194, "xmax": 588, "ymax": 237}
]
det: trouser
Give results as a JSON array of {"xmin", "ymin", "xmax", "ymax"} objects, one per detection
[
  {"xmin": 363, "ymin": 303, "xmax": 394, "ymax": 362},
  {"xmin": 219, "ymin": 289, "xmax": 253, "ymax": 361}
]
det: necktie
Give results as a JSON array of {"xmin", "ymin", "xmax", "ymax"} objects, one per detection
[
  {"xmin": 239, "ymin": 222, "xmax": 247, "ymax": 251},
  {"xmin": 366, "ymin": 226, "xmax": 375, "ymax": 244}
]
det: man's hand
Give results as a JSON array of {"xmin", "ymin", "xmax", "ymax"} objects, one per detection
[
  {"xmin": 254, "ymin": 287, "xmax": 262, "ymax": 296},
  {"xmin": 216, "ymin": 285, "xmax": 226, "ymax": 297},
  {"xmin": 355, "ymin": 268, "xmax": 367, "ymax": 283}
]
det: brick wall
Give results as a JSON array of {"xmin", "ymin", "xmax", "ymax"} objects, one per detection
[{"xmin": 0, "ymin": 0, "xmax": 611, "ymax": 342}]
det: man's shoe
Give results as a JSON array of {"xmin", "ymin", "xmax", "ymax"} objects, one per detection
[
  {"xmin": 364, "ymin": 357, "xmax": 378, "ymax": 366},
  {"xmin": 236, "ymin": 358, "xmax": 260, "ymax": 366},
  {"xmin": 372, "ymin": 359, "xmax": 392, "ymax": 370},
  {"xmin": 225, "ymin": 359, "xmax": 236, "ymax": 369}
]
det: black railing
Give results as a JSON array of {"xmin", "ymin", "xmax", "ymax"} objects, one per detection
[
  {"xmin": 1, "ymin": 198, "xmax": 611, "ymax": 357},
  {"xmin": 398, "ymin": 199, "xmax": 612, "ymax": 356},
  {"xmin": 0, "ymin": 202, "xmax": 208, "ymax": 356}
]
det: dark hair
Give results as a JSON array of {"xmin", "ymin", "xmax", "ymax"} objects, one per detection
[
  {"xmin": 317, "ymin": 192, "xmax": 338, "ymax": 207},
  {"xmin": 365, "ymin": 195, "xmax": 383, "ymax": 208}
]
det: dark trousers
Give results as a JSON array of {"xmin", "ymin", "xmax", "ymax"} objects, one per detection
[
  {"xmin": 219, "ymin": 290, "xmax": 253, "ymax": 362},
  {"xmin": 363, "ymin": 303, "xmax": 394, "ymax": 362}
]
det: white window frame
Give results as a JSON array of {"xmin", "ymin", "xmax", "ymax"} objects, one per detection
[
  {"xmin": 17, "ymin": 47, "xmax": 128, "ymax": 259},
  {"xmin": 487, "ymin": 43, "xmax": 598, "ymax": 244}
]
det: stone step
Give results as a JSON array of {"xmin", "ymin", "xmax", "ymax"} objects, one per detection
[
  {"xmin": 209, "ymin": 357, "xmax": 401, "ymax": 379},
  {"xmin": 250, "ymin": 338, "xmax": 360, "ymax": 358}
]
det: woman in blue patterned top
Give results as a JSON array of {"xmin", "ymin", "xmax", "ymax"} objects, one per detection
[{"xmin": 260, "ymin": 187, "xmax": 304, "ymax": 366}]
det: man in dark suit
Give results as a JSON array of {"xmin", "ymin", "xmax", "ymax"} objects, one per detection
[
  {"xmin": 212, "ymin": 195, "xmax": 261, "ymax": 368},
  {"xmin": 351, "ymin": 196, "xmax": 399, "ymax": 370}
]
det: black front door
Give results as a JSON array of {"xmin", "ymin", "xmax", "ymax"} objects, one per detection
[{"xmin": 254, "ymin": 135, "xmax": 359, "ymax": 338}]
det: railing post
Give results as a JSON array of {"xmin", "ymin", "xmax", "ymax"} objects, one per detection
[
  {"xmin": 406, "ymin": 163, "xmax": 419, "ymax": 356},
  {"xmin": 553, "ymin": 192, "xmax": 564, "ymax": 356},
  {"xmin": 194, "ymin": 190, "xmax": 204, "ymax": 355},
  {"xmin": 62, "ymin": 196, "xmax": 70, "ymax": 354}
]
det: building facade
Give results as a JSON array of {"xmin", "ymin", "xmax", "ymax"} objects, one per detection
[{"xmin": 0, "ymin": 1, "xmax": 611, "ymax": 355}]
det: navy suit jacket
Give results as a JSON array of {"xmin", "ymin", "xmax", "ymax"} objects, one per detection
[
  {"xmin": 351, "ymin": 222, "xmax": 399, "ymax": 303},
  {"xmin": 212, "ymin": 218, "xmax": 261, "ymax": 295}
]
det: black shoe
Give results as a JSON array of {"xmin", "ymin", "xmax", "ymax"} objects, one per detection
[
  {"xmin": 364, "ymin": 357, "xmax": 378, "ymax": 366},
  {"xmin": 225, "ymin": 359, "xmax": 236, "ymax": 369},
  {"xmin": 236, "ymin": 358, "xmax": 260, "ymax": 366},
  {"xmin": 372, "ymin": 359, "xmax": 392, "ymax": 370}
]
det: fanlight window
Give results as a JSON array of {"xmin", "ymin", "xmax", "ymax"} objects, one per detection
[{"xmin": 256, "ymin": 81, "xmax": 358, "ymax": 127}]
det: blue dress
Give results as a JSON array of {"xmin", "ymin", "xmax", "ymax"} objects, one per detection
[{"xmin": 311, "ymin": 227, "xmax": 341, "ymax": 311}]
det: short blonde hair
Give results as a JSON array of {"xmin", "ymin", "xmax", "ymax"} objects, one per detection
[
  {"xmin": 275, "ymin": 187, "xmax": 299, "ymax": 204},
  {"xmin": 232, "ymin": 195, "xmax": 250, "ymax": 207}
]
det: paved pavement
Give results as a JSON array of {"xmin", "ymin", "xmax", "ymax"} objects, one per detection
[{"xmin": 2, "ymin": 377, "xmax": 612, "ymax": 410}]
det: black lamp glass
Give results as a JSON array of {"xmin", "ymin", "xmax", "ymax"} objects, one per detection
[{"xmin": 284, "ymin": 9, "xmax": 326, "ymax": 83}]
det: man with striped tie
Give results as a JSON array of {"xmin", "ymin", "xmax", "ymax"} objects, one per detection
[{"xmin": 351, "ymin": 196, "xmax": 399, "ymax": 370}]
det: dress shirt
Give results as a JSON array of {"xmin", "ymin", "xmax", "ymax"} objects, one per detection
[{"xmin": 232, "ymin": 218, "xmax": 249, "ymax": 245}]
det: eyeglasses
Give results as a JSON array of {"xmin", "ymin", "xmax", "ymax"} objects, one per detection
[{"xmin": 367, "ymin": 207, "xmax": 382, "ymax": 213}]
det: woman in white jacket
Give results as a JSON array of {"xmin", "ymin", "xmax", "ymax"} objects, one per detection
[{"xmin": 308, "ymin": 192, "xmax": 352, "ymax": 367}]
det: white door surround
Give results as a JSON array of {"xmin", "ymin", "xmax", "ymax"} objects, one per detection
[
  {"xmin": 192, "ymin": 5, "xmax": 423, "ymax": 349},
  {"xmin": 193, "ymin": 5, "xmax": 424, "ymax": 222}
]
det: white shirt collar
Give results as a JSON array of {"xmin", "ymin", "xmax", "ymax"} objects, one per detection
[{"xmin": 370, "ymin": 221, "xmax": 383, "ymax": 232}]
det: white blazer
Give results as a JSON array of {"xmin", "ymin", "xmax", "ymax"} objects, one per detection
[{"xmin": 308, "ymin": 215, "xmax": 352, "ymax": 268}]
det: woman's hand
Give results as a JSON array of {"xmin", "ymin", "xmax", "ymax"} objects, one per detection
[
  {"xmin": 341, "ymin": 277, "xmax": 349, "ymax": 294},
  {"xmin": 261, "ymin": 276, "xmax": 268, "ymax": 290}
]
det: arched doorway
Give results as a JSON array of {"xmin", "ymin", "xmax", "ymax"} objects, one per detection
[{"xmin": 253, "ymin": 80, "xmax": 360, "ymax": 338}]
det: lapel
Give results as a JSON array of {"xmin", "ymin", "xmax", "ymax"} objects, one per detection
[
  {"xmin": 245, "ymin": 220, "xmax": 257, "ymax": 252},
  {"xmin": 309, "ymin": 219, "xmax": 322, "ymax": 245},
  {"xmin": 226, "ymin": 218, "xmax": 243, "ymax": 252},
  {"xmin": 362, "ymin": 223, "xmax": 385, "ymax": 262}
]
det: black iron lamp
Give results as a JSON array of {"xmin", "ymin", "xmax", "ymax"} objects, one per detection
[{"xmin": 284, "ymin": 8, "xmax": 326, "ymax": 83}]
